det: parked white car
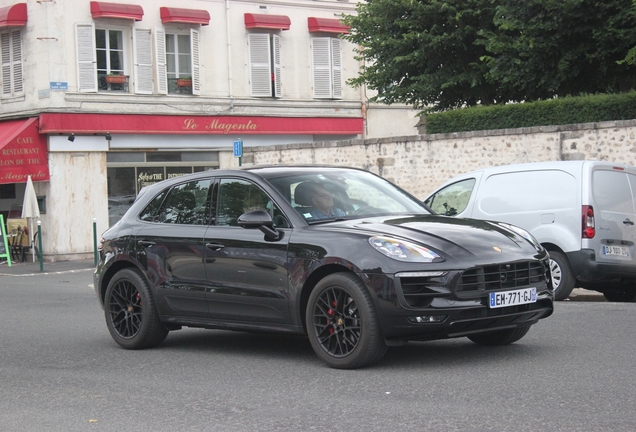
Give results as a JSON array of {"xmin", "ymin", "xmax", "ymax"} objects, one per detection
[{"xmin": 424, "ymin": 161, "xmax": 636, "ymax": 301}]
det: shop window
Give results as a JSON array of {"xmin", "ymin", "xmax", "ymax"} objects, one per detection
[
  {"xmin": 311, "ymin": 37, "xmax": 342, "ymax": 99},
  {"xmin": 0, "ymin": 183, "xmax": 16, "ymax": 199},
  {"xmin": 1, "ymin": 29, "xmax": 23, "ymax": 98},
  {"xmin": 155, "ymin": 28, "xmax": 200, "ymax": 95},
  {"xmin": 248, "ymin": 33, "xmax": 281, "ymax": 98}
]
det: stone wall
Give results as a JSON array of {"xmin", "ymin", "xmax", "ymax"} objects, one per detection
[{"xmin": 223, "ymin": 119, "xmax": 636, "ymax": 199}]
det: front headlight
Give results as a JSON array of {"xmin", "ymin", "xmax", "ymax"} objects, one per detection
[
  {"xmin": 499, "ymin": 223, "xmax": 542, "ymax": 250},
  {"xmin": 369, "ymin": 236, "xmax": 443, "ymax": 263}
]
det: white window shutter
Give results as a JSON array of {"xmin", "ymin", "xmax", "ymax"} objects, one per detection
[
  {"xmin": 331, "ymin": 38, "xmax": 342, "ymax": 99},
  {"xmin": 248, "ymin": 33, "xmax": 272, "ymax": 97},
  {"xmin": 190, "ymin": 28, "xmax": 201, "ymax": 95},
  {"xmin": 75, "ymin": 23, "xmax": 97, "ymax": 92},
  {"xmin": 272, "ymin": 34, "xmax": 282, "ymax": 98},
  {"xmin": 312, "ymin": 37, "xmax": 332, "ymax": 99},
  {"xmin": 11, "ymin": 30, "xmax": 23, "ymax": 94},
  {"xmin": 154, "ymin": 27, "xmax": 167, "ymax": 95},
  {"xmin": 133, "ymin": 28, "xmax": 153, "ymax": 94},
  {"xmin": 1, "ymin": 32, "xmax": 12, "ymax": 96}
]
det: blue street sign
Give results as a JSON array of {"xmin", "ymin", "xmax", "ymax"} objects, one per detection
[{"xmin": 233, "ymin": 139, "xmax": 243, "ymax": 157}]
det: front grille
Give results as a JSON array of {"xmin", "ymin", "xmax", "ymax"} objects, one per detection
[{"xmin": 457, "ymin": 261, "xmax": 546, "ymax": 293}]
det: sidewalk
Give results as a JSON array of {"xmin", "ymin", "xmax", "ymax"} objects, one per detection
[{"xmin": 0, "ymin": 258, "xmax": 96, "ymax": 276}]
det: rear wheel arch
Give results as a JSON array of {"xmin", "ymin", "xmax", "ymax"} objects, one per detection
[{"xmin": 99, "ymin": 259, "xmax": 141, "ymax": 304}]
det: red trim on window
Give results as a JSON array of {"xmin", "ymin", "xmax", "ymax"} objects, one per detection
[
  {"xmin": 307, "ymin": 17, "xmax": 349, "ymax": 34},
  {"xmin": 90, "ymin": 1, "xmax": 143, "ymax": 21},
  {"xmin": 0, "ymin": 3, "xmax": 27, "ymax": 28},
  {"xmin": 38, "ymin": 113, "xmax": 363, "ymax": 135},
  {"xmin": 0, "ymin": 118, "xmax": 49, "ymax": 184},
  {"xmin": 160, "ymin": 7, "xmax": 210, "ymax": 25},
  {"xmin": 244, "ymin": 13, "xmax": 290, "ymax": 30}
]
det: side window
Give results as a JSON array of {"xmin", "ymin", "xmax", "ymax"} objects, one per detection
[
  {"xmin": 1, "ymin": 29, "xmax": 23, "ymax": 97},
  {"xmin": 426, "ymin": 179, "xmax": 476, "ymax": 216},
  {"xmin": 139, "ymin": 189, "xmax": 167, "ymax": 222},
  {"xmin": 156, "ymin": 179, "xmax": 212, "ymax": 225},
  {"xmin": 594, "ymin": 171, "xmax": 635, "ymax": 214},
  {"xmin": 217, "ymin": 179, "xmax": 287, "ymax": 227}
]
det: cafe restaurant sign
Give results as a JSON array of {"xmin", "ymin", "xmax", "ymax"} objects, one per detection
[
  {"xmin": 0, "ymin": 118, "xmax": 50, "ymax": 185},
  {"xmin": 38, "ymin": 113, "xmax": 364, "ymax": 135}
]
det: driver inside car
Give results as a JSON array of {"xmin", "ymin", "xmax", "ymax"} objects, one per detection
[{"xmin": 305, "ymin": 182, "xmax": 346, "ymax": 220}]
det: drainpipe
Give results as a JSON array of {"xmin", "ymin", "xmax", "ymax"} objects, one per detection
[{"xmin": 226, "ymin": 0, "xmax": 233, "ymax": 98}]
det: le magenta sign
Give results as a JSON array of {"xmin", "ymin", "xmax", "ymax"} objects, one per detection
[
  {"xmin": 38, "ymin": 113, "xmax": 363, "ymax": 135},
  {"xmin": 0, "ymin": 118, "xmax": 50, "ymax": 185}
]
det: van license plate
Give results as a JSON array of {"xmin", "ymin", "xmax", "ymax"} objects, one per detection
[
  {"xmin": 602, "ymin": 245, "xmax": 629, "ymax": 257},
  {"xmin": 489, "ymin": 287, "xmax": 536, "ymax": 309}
]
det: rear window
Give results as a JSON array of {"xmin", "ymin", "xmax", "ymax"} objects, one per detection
[
  {"xmin": 479, "ymin": 170, "xmax": 577, "ymax": 215},
  {"xmin": 593, "ymin": 170, "xmax": 635, "ymax": 214}
]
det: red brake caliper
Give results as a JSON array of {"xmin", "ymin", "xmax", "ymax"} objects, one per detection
[{"xmin": 327, "ymin": 299, "xmax": 337, "ymax": 334}]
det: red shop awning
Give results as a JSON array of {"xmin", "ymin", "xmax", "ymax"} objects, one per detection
[
  {"xmin": 0, "ymin": 3, "xmax": 27, "ymax": 28},
  {"xmin": 244, "ymin": 13, "xmax": 290, "ymax": 30},
  {"xmin": 39, "ymin": 113, "xmax": 363, "ymax": 135},
  {"xmin": 0, "ymin": 118, "xmax": 49, "ymax": 184},
  {"xmin": 160, "ymin": 7, "xmax": 210, "ymax": 25},
  {"xmin": 307, "ymin": 17, "xmax": 349, "ymax": 34},
  {"xmin": 90, "ymin": 1, "xmax": 143, "ymax": 21}
]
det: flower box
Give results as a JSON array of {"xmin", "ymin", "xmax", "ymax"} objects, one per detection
[{"xmin": 105, "ymin": 75, "xmax": 127, "ymax": 84}]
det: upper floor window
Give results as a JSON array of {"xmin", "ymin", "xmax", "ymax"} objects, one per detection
[
  {"xmin": 248, "ymin": 33, "xmax": 281, "ymax": 98},
  {"xmin": 166, "ymin": 33, "xmax": 192, "ymax": 94},
  {"xmin": 1, "ymin": 29, "xmax": 23, "ymax": 98},
  {"xmin": 155, "ymin": 28, "xmax": 200, "ymax": 95},
  {"xmin": 311, "ymin": 37, "xmax": 342, "ymax": 99},
  {"xmin": 76, "ymin": 23, "xmax": 153, "ymax": 94}
]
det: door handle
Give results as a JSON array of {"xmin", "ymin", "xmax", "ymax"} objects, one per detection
[
  {"xmin": 206, "ymin": 243, "xmax": 225, "ymax": 251},
  {"xmin": 138, "ymin": 240, "xmax": 156, "ymax": 247},
  {"xmin": 623, "ymin": 219, "xmax": 635, "ymax": 226}
]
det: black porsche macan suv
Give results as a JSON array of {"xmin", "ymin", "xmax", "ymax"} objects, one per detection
[{"xmin": 94, "ymin": 166, "xmax": 554, "ymax": 368}]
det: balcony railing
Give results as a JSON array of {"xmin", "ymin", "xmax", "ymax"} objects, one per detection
[
  {"xmin": 98, "ymin": 74, "xmax": 129, "ymax": 92},
  {"xmin": 168, "ymin": 78, "xmax": 193, "ymax": 95}
]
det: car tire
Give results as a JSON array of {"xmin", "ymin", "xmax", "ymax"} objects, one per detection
[
  {"xmin": 306, "ymin": 273, "xmax": 387, "ymax": 369},
  {"xmin": 603, "ymin": 289, "xmax": 636, "ymax": 302},
  {"xmin": 549, "ymin": 251, "xmax": 575, "ymax": 301},
  {"xmin": 467, "ymin": 324, "xmax": 532, "ymax": 346},
  {"xmin": 104, "ymin": 268, "xmax": 168, "ymax": 349}
]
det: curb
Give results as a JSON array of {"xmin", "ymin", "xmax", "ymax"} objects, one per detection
[{"xmin": 565, "ymin": 288, "xmax": 605, "ymax": 302}]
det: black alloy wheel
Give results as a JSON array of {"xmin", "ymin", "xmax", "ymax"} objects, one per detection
[
  {"xmin": 104, "ymin": 268, "xmax": 168, "ymax": 349},
  {"xmin": 307, "ymin": 273, "xmax": 387, "ymax": 369},
  {"xmin": 467, "ymin": 324, "xmax": 532, "ymax": 346}
]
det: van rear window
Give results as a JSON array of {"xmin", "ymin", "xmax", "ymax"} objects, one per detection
[{"xmin": 592, "ymin": 170, "xmax": 635, "ymax": 214}]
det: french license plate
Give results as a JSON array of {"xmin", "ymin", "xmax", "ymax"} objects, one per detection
[
  {"xmin": 489, "ymin": 287, "xmax": 536, "ymax": 309},
  {"xmin": 601, "ymin": 245, "xmax": 629, "ymax": 257}
]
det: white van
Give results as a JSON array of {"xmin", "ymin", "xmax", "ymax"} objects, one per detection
[{"xmin": 424, "ymin": 161, "xmax": 636, "ymax": 301}]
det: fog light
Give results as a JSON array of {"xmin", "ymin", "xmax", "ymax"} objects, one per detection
[{"xmin": 408, "ymin": 315, "xmax": 447, "ymax": 323}]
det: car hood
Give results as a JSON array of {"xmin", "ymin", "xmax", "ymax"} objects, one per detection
[{"xmin": 330, "ymin": 215, "xmax": 544, "ymax": 263}]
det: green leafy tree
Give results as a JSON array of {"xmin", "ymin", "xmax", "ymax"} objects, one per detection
[
  {"xmin": 342, "ymin": 0, "xmax": 505, "ymax": 112},
  {"xmin": 343, "ymin": 0, "xmax": 636, "ymax": 112},
  {"xmin": 481, "ymin": 0, "xmax": 636, "ymax": 100}
]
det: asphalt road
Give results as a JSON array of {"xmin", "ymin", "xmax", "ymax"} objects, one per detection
[{"xmin": 1, "ymin": 267, "xmax": 635, "ymax": 431}]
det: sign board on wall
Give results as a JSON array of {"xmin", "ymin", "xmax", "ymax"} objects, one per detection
[{"xmin": 0, "ymin": 118, "xmax": 50, "ymax": 185}]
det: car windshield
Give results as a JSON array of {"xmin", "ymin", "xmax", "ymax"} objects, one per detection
[{"xmin": 260, "ymin": 167, "xmax": 430, "ymax": 223}]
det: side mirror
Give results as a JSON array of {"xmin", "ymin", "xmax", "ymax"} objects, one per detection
[{"xmin": 237, "ymin": 210, "xmax": 282, "ymax": 241}]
